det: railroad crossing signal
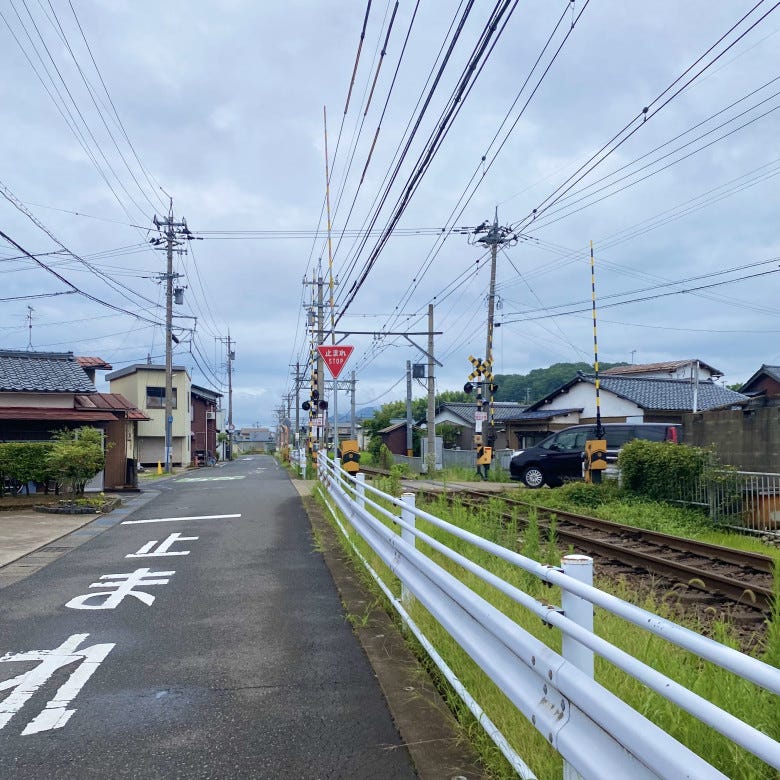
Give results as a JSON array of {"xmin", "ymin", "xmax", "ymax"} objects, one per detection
[{"xmin": 467, "ymin": 355, "xmax": 493, "ymax": 382}]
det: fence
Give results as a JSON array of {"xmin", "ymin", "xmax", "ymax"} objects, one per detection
[
  {"xmin": 317, "ymin": 452, "xmax": 780, "ymax": 779},
  {"xmin": 393, "ymin": 448, "xmax": 515, "ymax": 473},
  {"xmin": 671, "ymin": 470, "xmax": 780, "ymax": 535}
]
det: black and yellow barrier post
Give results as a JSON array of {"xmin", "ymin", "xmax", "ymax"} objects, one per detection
[
  {"xmin": 583, "ymin": 439, "xmax": 607, "ymax": 484},
  {"xmin": 338, "ymin": 439, "xmax": 361, "ymax": 475}
]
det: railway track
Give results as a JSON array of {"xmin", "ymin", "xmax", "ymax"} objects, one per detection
[{"xmin": 358, "ymin": 468, "xmax": 777, "ymax": 619}]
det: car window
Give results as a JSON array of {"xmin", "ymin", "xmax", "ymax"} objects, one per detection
[
  {"xmin": 554, "ymin": 430, "xmax": 587, "ymax": 451},
  {"xmin": 605, "ymin": 427, "xmax": 632, "ymax": 447}
]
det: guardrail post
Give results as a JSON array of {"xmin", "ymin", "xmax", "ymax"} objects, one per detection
[
  {"xmin": 356, "ymin": 473, "xmax": 366, "ymax": 510},
  {"xmin": 400, "ymin": 492, "xmax": 416, "ymax": 608},
  {"xmin": 561, "ymin": 554, "xmax": 593, "ymax": 780}
]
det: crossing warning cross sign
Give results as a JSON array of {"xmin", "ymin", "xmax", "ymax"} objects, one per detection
[{"xmin": 317, "ymin": 345, "xmax": 354, "ymax": 379}]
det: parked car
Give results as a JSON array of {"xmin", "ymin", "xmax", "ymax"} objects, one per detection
[{"xmin": 510, "ymin": 423, "xmax": 681, "ymax": 488}]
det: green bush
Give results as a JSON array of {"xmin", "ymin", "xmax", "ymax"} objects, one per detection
[
  {"xmin": 378, "ymin": 443, "xmax": 395, "ymax": 471},
  {"xmin": 46, "ymin": 427, "xmax": 106, "ymax": 496},
  {"xmin": 618, "ymin": 440, "xmax": 711, "ymax": 501},
  {"xmin": 0, "ymin": 441, "xmax": 54, "ymax": 495}
]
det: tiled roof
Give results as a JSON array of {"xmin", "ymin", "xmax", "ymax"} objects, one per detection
[
  {"xmin": 0, "ymin": 407, "xmax": 115, "ymax": 422},
  {"xmin": 739, "ymin": 364, "xmax": 780, "ymax": 393},
  {"xmin": 0, "ymin": 349, "xmax": 96, "ymax": 393},
  {"xmin": 602, "ymin": 359, "xmax": 722, "ymax": 377},
  {"xmin": 538, "ymin": 374, "xmax": 746, "ymax": 411},
  {"xmin": 437, "ymin": 402, "xmax": 529, "ymax": 424},
  {"xmin": 75, "ymin": 393, "xmax": 150, "ymax": 420},
  {"xmin": 76, "ymin": 356, "xmax": 113, "ymax": 370}
]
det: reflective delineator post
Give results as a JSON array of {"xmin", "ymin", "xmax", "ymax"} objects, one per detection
[
  {"xmin": 561, "ymin": 554, "xmax": 594, "ymax": 780},
  {"xmin": 400, "ymin": 492, "xmax": 416, "ymax": 608}
]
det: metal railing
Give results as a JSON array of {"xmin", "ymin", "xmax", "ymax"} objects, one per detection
[
  {"xmin": 670, "ymin": 470, "xmax": 780, "ymax": 535},
  {"xmin": 317, "ymin": 452, "xmax": 780, "ymax": 780}
]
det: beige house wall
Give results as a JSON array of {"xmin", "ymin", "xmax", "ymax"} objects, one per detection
[
  {"xmin": 109, "ymin": 367, "xmax": 191, "ymax": 466},
  {"xmin": 0, "ymin": 392, "xmax": 75, "ymax": 408}
]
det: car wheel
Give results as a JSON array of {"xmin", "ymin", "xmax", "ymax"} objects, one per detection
[{"xmin": 521, "ymin": 466, "xmax": 544, "ymax": 489}]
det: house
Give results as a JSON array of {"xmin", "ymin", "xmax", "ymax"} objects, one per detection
[
  {"xmin": 527, "ymin": 372, "xmax": 747, "ymax": 425},
  {"xmin": 431, "ymin": 402, "xmax": 532, "ymax": 451},
  {"xmin": 738, "ymin": 365, "xmax": 780, "ymax": 397},
  {"xmin": 191, "ymin": 385, "xmax": 222, "ymax": 465},
  {"xmin": 601, "ymin": 359, "xmax": 723, "ymax": 381},
  {"xmin": 0, "ymin": 349, "xmax": 148, "ymax": 490},
  {"xmin": 106, "ymin": 363, "xmax": 192, "ymax": 467},
  {"xmin": 377, "ymin": 421, "xmax": 409, "ymax": 455}
]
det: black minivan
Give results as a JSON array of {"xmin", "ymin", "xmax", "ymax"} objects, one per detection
[{"xmin": 509, "ymin": 423, "xmax": 681, "ymax": 488}]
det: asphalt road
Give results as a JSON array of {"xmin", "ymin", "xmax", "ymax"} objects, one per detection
[{"xmin": 0, "ymin": 456, "xmax": 416, "ymax": 779}]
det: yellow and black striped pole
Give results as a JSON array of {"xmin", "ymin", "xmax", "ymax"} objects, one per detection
[{"xmin": 590, "ymin": 240, "xmax": 603, "ymax": 439}]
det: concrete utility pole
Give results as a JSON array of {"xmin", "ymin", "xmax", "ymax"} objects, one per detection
[
  {"xmin": 405, "ymin": 360, "xmax": 413, "ymax": 457},
  {"xmin": 350, "ymin": 370, "xmax": 356, "ymax": 440},
  {"xmin": 427, "ymin": 304, "xmax": 436, "ymax": 474},
  {"xmin": 218, "ymin": 333, "xmax": 235, "ymax": 460},
  {"xmin": 151, "ymin": 202, "xmax": 191, "ymax": 473},
  {"xmin": 468, "ymin": 212, "xmax": 517, "ymax": 449}
]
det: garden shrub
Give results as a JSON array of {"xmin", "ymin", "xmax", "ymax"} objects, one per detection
[
  {"xmin": 46, "ymin": 427, "xmax": 106, "ymax": 496},
  {"xmin": 618, "ymin": 440, "xmax": 711, "ymax": 501},
  {"xmin": 0, "ymin": 441, "xmax": 54, "ymax": 495}
]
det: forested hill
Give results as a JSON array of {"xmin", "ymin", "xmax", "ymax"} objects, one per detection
[{"xmin": 493, "ymin": 362, "xmax": 628, "ymax": 404}]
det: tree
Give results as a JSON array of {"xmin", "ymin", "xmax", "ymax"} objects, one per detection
[{"xmin": 46, "ymin": 427, "xmax": 106, "ymax": 497}]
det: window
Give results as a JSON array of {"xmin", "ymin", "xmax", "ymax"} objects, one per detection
[{"xmin": 146, "ymin": 386, "xmax": 177, "ymax": 409}]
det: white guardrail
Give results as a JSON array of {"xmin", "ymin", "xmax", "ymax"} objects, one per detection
[{"xmin": 316, "ymin": 452, "xmax": 780, "ymax": 780}]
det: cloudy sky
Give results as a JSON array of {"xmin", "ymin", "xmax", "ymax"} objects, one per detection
[{"xmin": 1, "ymin": 1, "xmax": 779, "ymax": 427}]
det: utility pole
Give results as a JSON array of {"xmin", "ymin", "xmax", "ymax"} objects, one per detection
[
  {"xmin": 151, "ymin": 201, "xmax": 191, "ymax": 473},
  {"xmin": 218, "ymin": 333, "xmax": 235, "ymax": 460},
  {"xmin": 405, "ymin": 360, "xmax": 413, "ymax": 457},
  {"xmin": 426, "ymin": 304, "xmax": 436, "ymax": 474},
  {"xmin": 350, "ymin": 370, "xmax": 356, "ymax": 440},
  {"xmin": 470, "ymin": 211, "xmax": 517, "ymax": 450}
]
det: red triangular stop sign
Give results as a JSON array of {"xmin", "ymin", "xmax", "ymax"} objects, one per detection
[{"xmin": 317, "ymin": 344, "xmax": 354, "ymax": 379}]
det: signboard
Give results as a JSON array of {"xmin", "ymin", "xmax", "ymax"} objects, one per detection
[
  {"xmin": 474, "ymin": 411, "xmax": 488, "ymax": 422},
  {"xmin": 317, "ymin": 345, "xmax": 354, "ymax": 379}
]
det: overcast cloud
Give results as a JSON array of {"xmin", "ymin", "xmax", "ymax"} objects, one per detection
[{"xmin": 1, "ymin": 1, "xmax": 779, "ymax": 426}]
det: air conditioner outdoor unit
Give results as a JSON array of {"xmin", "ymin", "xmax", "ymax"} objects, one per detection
[{"xmin": 206, "ymin": 411, "xmax": 216, "ymax": 420}]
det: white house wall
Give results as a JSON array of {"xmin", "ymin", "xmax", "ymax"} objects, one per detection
[
  {"xmin": 0, "ymin": 392, "xmax": 75, "ymax": 408},
  {"xmin": 542, "ymin": 382, "xmax": 642, "ymax": 419}
]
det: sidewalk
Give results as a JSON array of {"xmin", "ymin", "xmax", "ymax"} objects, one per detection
[{"xmin": 0, "ymin": 490, "xmax": 157, "ymax": 589}]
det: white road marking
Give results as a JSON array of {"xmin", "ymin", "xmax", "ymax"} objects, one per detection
[
  {"xmin": 122, "ymin": 513, "xmax": 241, "ymax": 525},
  {"xmin": 176, "ymin": 475, "xmax": 245, "ymax": 482},
  {"xmin": 126, "ymin": 532, "xmax": 199, "ymax": 558},
  {"xmin": 65, "ymin": 568, "xmax": 174, "ymax": 610},
  {"xmin": 0, "ymin": 634, "xmax": 114, "ymax": 736}
]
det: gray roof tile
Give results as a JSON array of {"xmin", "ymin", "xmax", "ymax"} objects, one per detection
[
  {"xmin": 541, "ymin": 374, "xmax": 746, "ymax": 411},
  {"xmin": 0, "ymin": 349, "xmax": 96, "ymax": 393}
]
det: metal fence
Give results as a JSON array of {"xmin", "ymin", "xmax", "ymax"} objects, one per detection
[
  {"xmin": 317, "ymin": 452, "xmax": 780, "ymax": 780},
  {"xmin": 670, "ymin": 470, "xmax": 780, "ymax": 535},
  {"xmin": 392, "ymin": 448, "xmax": 515, "ymax": 473}
]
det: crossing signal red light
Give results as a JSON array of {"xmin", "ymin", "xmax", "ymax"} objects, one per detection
[
  {"xmin": 464, "ymin": 382, "xmax": 473, "ymax": 394},
  {"xmin": 302, "ymin": 401, "xmax": 311, "ymax": 411}
]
